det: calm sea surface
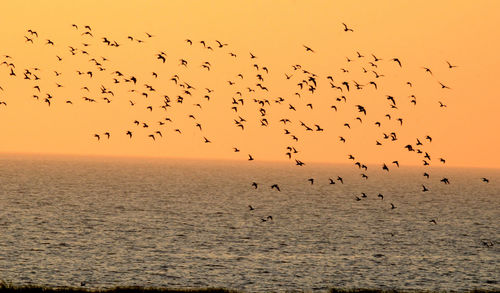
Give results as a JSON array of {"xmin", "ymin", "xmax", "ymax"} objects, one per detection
[{"xmin": 0, "ymin": 154, "xmax": 498, "ymax": 292}]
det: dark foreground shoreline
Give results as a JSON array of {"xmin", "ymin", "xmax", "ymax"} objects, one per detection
[{"xmin": 0, "ymin": 284, "xmax": 498, "ymax": 293}]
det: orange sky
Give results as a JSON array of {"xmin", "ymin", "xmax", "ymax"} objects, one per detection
[{"xmin": 0, "ymin": 0, "xmax": 499, "ymax": 168}]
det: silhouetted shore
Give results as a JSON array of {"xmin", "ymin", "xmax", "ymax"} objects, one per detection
[{"xmin": 0, "ymin": 284, "xmax": 498, "ymax": 293}]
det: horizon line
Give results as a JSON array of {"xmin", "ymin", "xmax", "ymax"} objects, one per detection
[{"xmin": 1, "ymin": 150, "xmax": 499, "ymax": 170}]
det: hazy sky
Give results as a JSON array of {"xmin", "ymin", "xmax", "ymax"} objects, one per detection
[{"xmin": 0, "ymin": 1, "xmax": 499, "ymax": 168}]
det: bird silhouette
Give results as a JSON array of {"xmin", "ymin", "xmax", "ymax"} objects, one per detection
[
  {"xmin": 392, "ymin": 58, "xmax": 402, "ymax": 67},
  {"xmin": 342, "ymin": 23, "xmax": 354, "ymax": 32},
  {"xmin": 439, "ymin": 82, "xmax": 451, "ymax": 89},
  {"xmin": 261, "ymin": 216, "xmax": 273, "ymax": 222},
  {"xmin": 446, "ymin": 61, "xmax": 458, "ymax": 69},
  {"xmin": 303, "ymin": 45, "xmax": 315, "ymax": 53}
]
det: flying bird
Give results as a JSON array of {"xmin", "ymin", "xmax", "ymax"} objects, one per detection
[
  {"xmin": 446, "ymin": 61, "xmax": 458, "ymax": 69},
  {"xmin": 303, "ymin": 45, "xmax": 315, "ymax": 53},
  {"xmin": 271, "ymin": 184, "xmax": 281, "ymax": 192},
  {"xmin": 392, "ymin": 58, "xmax": 402, "ymax": 67},
  {"xmin": 342, "ymin": 23, "xmax": 354, "ymax": 32}
]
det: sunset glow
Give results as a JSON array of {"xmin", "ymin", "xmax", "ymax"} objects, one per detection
[{"xmin": 1, "ymin": 1, "xmax": 499, "ymax": 167}]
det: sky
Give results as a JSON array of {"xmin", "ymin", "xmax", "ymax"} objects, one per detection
[{"xmin": 0, "ymin": 0, "xmax": 499, "ymax": 168}]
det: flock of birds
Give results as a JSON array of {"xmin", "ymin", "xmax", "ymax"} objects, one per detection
[{"xmin": 0, "ymin": 23, "xmax": 494, "ymax": 246}]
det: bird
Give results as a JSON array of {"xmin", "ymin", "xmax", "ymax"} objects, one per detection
[
  {"xmin": 390, "ymin": 203, "xmax": 396, "ymax": 209},
  {"xmin": 446, "ymin": 61, "xmax": 458, "ymax": 69},
  {"xmin": 392, "ymin": 58, "xmax": 402, "ymax": 67},
  {"xmin": 439, "ymin": 82, "xmax": 451, "ymax": 89},
  {"xmin": 440, "ymin": 178, "xmax": 450, "ymax": 184},
  {"xmin": 251, "ymin": 182, "xmax": 258, "ymax": 189},
  {"xmin": 342, "ymin": 23, "xmax": 354, "ymax": 32},
  {"xmin": 303, "ymin": 45, "xmax": 315, "ymax": 53},
  {"xmin": 481, "ymin": 177, "xmax": 489, "ymax": 183},
  {"xmin": 215, "ymin": 40, "xmax": 227, "ymax": 48},
  {"xmin": 356, "ymin": 105, "xmax": 367, "ymax": 115},
  {"xmin": 271, "ymin": 184, "xmax": 280, "ymax": 191},
  {"xmin": 157, "ymin": 54, "xmax": 166, "ymax": 63},
  {"xmin": 372, "ymin": 54, "xmax": 381, "ymax": 61},
  {"xmin": 261, "ymin": 216, "xmax": 273, "ymax": 222},
  {"xmin": 429, "ymin": 219, "xmax": 437, "ymax": 225}
]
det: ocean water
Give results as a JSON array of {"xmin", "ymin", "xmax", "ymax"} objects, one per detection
[{"xmin": 0, "ymin": 154, "xmax": 498, "ymax": 292}]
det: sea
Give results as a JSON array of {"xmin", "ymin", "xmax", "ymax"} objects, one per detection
[{"xmin": 0, "ymin": 154, "xmax": 498, "ymax": 292}]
